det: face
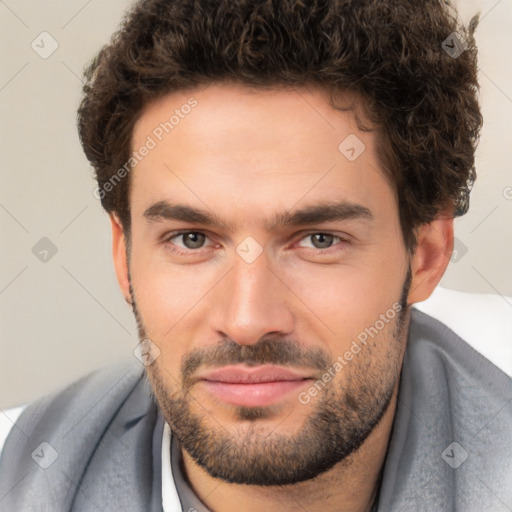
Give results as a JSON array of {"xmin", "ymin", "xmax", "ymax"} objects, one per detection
[{"xmin": 122, "ymin": 83, "xmax": 412, "ymax": 485}]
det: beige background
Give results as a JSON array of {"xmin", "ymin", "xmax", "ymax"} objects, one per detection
[{"xmin": 1, "ymin": 0, "xmax": 511, "ymax": 410}]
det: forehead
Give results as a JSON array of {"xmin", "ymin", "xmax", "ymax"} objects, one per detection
[
  {"xmin": 133, "ymin": 83, "xmax": 370, "ymax": 156},
  {"xmin": 129, "ymin": 83, "xmax": 395, "ymax": 228}
]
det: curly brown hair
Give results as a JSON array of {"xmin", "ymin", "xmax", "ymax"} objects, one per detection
[{"xmin": 77, "ymin": 0, "xmax": 482, "ymax": 250}]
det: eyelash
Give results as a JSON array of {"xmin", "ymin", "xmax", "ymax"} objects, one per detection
[{"xmin": 161, "ymin": 230, "xmax": 349, "ymax": 256}]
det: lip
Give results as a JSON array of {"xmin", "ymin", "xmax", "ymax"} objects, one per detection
[
  {"xmin": 197, "ymin": 365, "xmax": 313, "ymax": 408},
  {"xmin": 198, "ymin": 365, "xmax": 311, "ymax": 383}
]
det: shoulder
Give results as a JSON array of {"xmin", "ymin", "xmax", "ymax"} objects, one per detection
[
  {"xmin": 0, "ymin": 360, "xmax": 158, "ymax": 511},
  {"xmin": 413, "ymin": 286, "xmax": 512, "ymax": 377},
  {"xmin": 408, "ymin": 293, "xmax": 512, "ymax": 402},
  {"xmin": 378, "ymin": 292, "xmax": 512, "ymax": 510},
  {"xmin": 0, "ymin": 359, "xmax": 144, "ymax": 458},
  {"xmin": 408, "ymin": 308, "xmax": 512, "ymax": 398}
]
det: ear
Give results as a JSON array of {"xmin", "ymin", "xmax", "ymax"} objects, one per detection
[
  {"xmin": 408, "ymin": 217, "xmax": 454, "ymax": 304},
  {"xmin": 110, "ymin": 213, "xmax": 132, "ymax": 305}
]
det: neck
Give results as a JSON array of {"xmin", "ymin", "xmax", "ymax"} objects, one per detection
[{"xmin": 180, "ymin": 385, "xmax": 398, "ymax": 512}]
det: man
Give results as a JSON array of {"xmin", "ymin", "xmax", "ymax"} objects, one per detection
[{"xmin": 1, "ymin": 0, "xmax": 511, "ymax": 511}]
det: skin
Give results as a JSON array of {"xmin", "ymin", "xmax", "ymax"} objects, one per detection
[{"xmin": 110, "ymin": 83, "xmax": 453, "ymax": 512}]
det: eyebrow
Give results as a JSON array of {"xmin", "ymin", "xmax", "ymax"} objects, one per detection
[{"xmin": 143, "ymin": 200, "xmax": 373, "ymax": 232}]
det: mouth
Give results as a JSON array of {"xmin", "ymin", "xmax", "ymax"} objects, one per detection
[{"xmin": 196, "ymin": 365, "xmax": 313, "ymax": 408}]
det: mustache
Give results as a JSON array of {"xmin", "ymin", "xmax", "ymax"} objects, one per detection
[{"xmin": 181, "ymin": 336, "xmax": 331, "ymax": 384}]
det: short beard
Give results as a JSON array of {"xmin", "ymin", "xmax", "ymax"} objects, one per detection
[{"xmin": 130, "ymin": 269, "xmax": 411, "ymax": 486}]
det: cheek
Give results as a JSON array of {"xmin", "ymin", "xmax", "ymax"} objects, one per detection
[
  {"xmin": 129, "ymin": 243, "xmax": 200, "ymax": 333},
  {"xmin": 129, "ymin": 240, "xmax": 226, "ymax": 350},
  {"xmin": 130, "ymin": 263, "xmax": 205, "ymax": 381},
  {"xmin": 277, "ymin": 258, "xmax": 405, "ymax": 350}
]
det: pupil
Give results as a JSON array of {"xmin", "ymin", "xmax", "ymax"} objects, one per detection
[
  {"xmin": 313, "ymin": 233, "xmax": 332, "ymax": 248},
  {"xmin": 185, "ymin": 232, "xmax": 204, "ymax": 248}
]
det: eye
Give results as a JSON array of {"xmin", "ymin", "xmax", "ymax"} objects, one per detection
[
  {"xmin": 297, "ymin": 233, "xmax": 346, "ymax": 251},
  {"xmin": 163, "ymin": 231, "xmax": 214, "ymax": 254}
]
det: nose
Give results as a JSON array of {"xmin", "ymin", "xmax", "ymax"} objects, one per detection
[{"xmin": 208, "ymin": 249, "xmax": 295, "ymax": 346}]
